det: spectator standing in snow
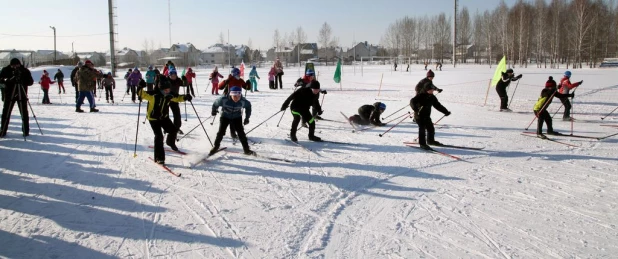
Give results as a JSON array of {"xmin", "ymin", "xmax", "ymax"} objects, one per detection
[
  {"xmin": 53, "ymin": 69, "xmax": 65, "ymax": 94},
  {"xmin": 0, "ymin": 58, "xmax": 34, "ymax": 137},
  {"xmin": 75, "ymin": 60, "xmax": 99, "ymax": 113},
  {"xmin": 39, "ymin": 70, "xmax": 55, "ymax": 104},
  {"xmin": 268, "ymin": 66, "xmax": 276, "ymax": 89},
  {"xmin": 71, "ymin": 61, "xmax": 83, "ymax": 103},
  {"xmin": 274, "ymin": 57, "xmax": 284, "ymax": 89}
]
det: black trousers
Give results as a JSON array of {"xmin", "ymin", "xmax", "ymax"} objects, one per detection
[
  {"xmin": 560, "ymin": 97, "xmax": 572, "ymax": 119},
  {"xmin": 0, "ymin": 85, "xmax": 29, "ymax": 137},
  {"xmin": 169, "ymin": 102, "xmax": 182, "ymax": 129},
  {"xmin": 275, "ymin": 73, "xmax": 283, "ymax": 89},
  {"xmin": 496, "ymin": 87, "xmax": 508, "ymax": 109},
  {"xmin": 350, "ymin": 114, "xmax": 370, "ymax": 125},
  {"xmin": 291, "ymin": 109, "xmax": 315, "ymax": 138},
  {"xmin": 416, "ymin": 118, "xmax": 435, "ymax": 146},
  {"xmin": 187, "ymin": 82, "xmax": 195, "ymax": 96},
  {"xmin": 214, "ymin": 117, "xmax": 250, "ymax": 152},
  {"xmin": 105, "ymin": 86, "xmax": 114, "ymax": 101},
  {"xmin": 536, "ymin": 110, "xmax": 553, "ymax": 134},
  {"xmin": 74, "ymin": 84, "xmax": 79, "ymax": 103},
  {"xmin": 129, "ymin": 85, "xmax": 137, "ymax": 101},
  {"xmin": 146, "ymin": 83, "xmax": 154, "ymax": 92},
  {"xmin": 148, "ymin": 118, "xmax": 178, "ymax": 162},
  {"xmin": 42, "ymin": 89, "xmax": 50, "ymax": 104}
]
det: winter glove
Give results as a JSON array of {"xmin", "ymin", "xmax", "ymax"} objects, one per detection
[
  {"xmin": 212, "ymin": 110, "xmax": 218, "ymax": 116},
  {"xmin": 569, "ymin": 93, "xmax": 575, "ymax": 98},
  {"xmin": 444, "ymin": 111, "xmax": 451, "ymax": 116},
  {"xmin": 184, "ymin": 94, "xmax": 192, "ymax": 102},
  {"xmin": 165, "ymin": 94, "xmax": 174, "ymax": 101},
  {"xmin": 579, "ymin": 80, "xmax": 584, "ymax": 85},
  {"xmin": 318, "ymin": 110, "xmax": 323, "ymax": 116},
  {"xmin": 516, "ymin": 74, "xmax": 523, "ymax": 79},
  {"xmin": 320, "ymin": 90, "xmax": 327, "ymax": 94},
  {"xmin": 280, "ymin": 105, "xmax": 288, "ymax": 111},
  {"xmin": 437, "ymin": 88, "xmax": 443, "ymax": 93},
  {"xmin": 244, "ymin": 118, "xmax": 250, "ymax": 125}
]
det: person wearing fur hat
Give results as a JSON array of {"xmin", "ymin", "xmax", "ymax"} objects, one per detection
[
  {"xmin": 349, "ymin": 102, "xmax": 387, "ymax": 126},
  {"xmin": 410, "ymin": 83, "xmax": 451, "ymax": 150},
  {"xmin": 0, "ymin": 58, "xmax": 34, "ymax": 137},
  {"xmin": 533, "ymin": 76, "xmax": 574, "ymax": 139},
  {"xmin": 496, "ymin": 68, "xmax": 522, "ymax": 112},
  {"xmin": 209, "ymin": 86, "xmax": 254, "ymax": 156},
  {"xmin": 140, "ymin": 77, "xmax": 192, "ymax": 164},
  {"xmin": 76, "ymin": 60, "xmax": 100, "ymax": 113},
  {"xmin": 415, "ymin": 70, "xmax": 443, "ymax": 95},
  {"xmin": 558, "ymin": 71, "xmax": 583, "ymax": 121},
  {"xmin": 280, "ymin": 80, "xmax": 324, "ymax": 142},
  {"xmin": 185, "ymin": 67, "xmax": 196, "ymax": 97},
  {"xmin": 53, "ymin": 69, "xmax": 65, "ymax": 94},
  {"xmin": 248, "ymin": 66, "xmax": 260, "ymax": 92},
  {"xmin": 39, "ymin": 70, "xmax": 55, "ymax": 104}
]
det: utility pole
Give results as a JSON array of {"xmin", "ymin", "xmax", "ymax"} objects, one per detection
[
  {"xmin": 108, "ymin": 0, "xmax": 117, "ymax": 76},
  {"xmin": 168, "ymin": 0, "xmax": 172, "ymax": 47},
  {"xmin": 49, "ymin": 26, "xmax": 56, "ymax": 65},
  {"xmin": 72, "ymin": 42, "xmax": 74, "ymax": 54},
  {"xmin": 453, "ymin": 0, "xmax": 457, "ymax": 68}
]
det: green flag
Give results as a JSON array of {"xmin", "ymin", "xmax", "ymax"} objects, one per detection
[
  {"xmin": 491, "ymin": 56, "xmax": 506, "ymax": 87},
  {"xmin": 333, "ymin": 59, "xmax": 342, "ymax": 83},
  {"xmin": 181, "ymin": 68, "xmax": 186, "ymax": 77}
]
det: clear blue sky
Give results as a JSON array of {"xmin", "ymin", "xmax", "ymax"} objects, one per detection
[{"xmin": 0, "ymin": 0, "xmax": 515, "ymax": 53}]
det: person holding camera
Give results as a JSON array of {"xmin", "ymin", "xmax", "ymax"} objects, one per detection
[{"xmin": 0, "ymin": 58, "xmax": 34, "ymax": 137}]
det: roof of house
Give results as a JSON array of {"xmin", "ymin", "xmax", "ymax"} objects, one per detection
[
  {"xmin": 203, "ymin": 46, "xmax": 225, "ymax": 53},
  {"xmin": 171, "ymin": 43, "xmax": 197, "ymax": 53},
  {"xmin": 116, "ymin": 48, "xmax": 136, "ymax": 56}
]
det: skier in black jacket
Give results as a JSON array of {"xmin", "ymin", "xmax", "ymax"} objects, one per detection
[
  {"xmin": 349, "ymin": 102, "xmax": 386, "ymax": 126},
  {"xmin": 415, "ymin": 70, "xmax": 442, "ymax": 95},
  {"xmin": 496, "ymin": 68, "xmax": 522, "ymax": 111},
  {"xmin": 281, "ymin": 81, "xmax": 323, "ymax": 142},
  {"xmin": 411, "ymin": 83, "xmax": 451, "ymax": 150},
  {"xmin": 0, "ymin": 58, "xmax": 34, "ymax": 137},
  {"xmin": 70, "ymin": 61, "xmax": 82, "ymax": 103}
]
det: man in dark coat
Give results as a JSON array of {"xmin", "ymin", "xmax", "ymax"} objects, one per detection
[
  {"xmin": 411, "ymin": 83, "xmax": 451, "ymax": 149},
  {"xmin": 0, "ymin": 58, "xmax": 34, "ymax": 137},
  {"xmin": 495, "ymin": 68, "xmax": 522, "ymax": 112}
]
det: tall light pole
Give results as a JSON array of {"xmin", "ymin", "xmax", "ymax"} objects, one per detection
[
  {"xmin": 72, "ymin": 41, "xmax": 75, "ymax": 54},
  {"xmin": 168, "ymin": 0, "xmax": 172, "ymax": 47},
  {"xmin": 49, "ymin": 26, "xmax": 56, "ymax": 65}
]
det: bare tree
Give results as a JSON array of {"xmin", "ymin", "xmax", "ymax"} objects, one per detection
[
  {"xmin": 273, "ymin": 29, "xmax": 281, "ymax": 50},
  {"xmin": 296, "ymin": 26, "xmax": 307, "ymax": 44},
  {"xmin": 457, "ymin": 7, "xmax": 472, "ymax": 63},
  {"xmin": 570, "ymin": 0, "xmax": 596, "ymax": 69},
  {"xmin": 219, "ymin": 32, "xmax": 225, "ymax": 44},
  {"xmin": 247, "ymin": 38, "xmax": 253, "ymax": 50},
  {"xmin": 318, "ymin": 22, "xmax": 334, "ymax": 63}
]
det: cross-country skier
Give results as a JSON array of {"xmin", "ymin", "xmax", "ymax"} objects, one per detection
[
  {"xmin": 349, "ymin": 102, "xmax": 387, "ymax": 126},
  {"xmin": 145, "ymin": 65, "xmax": 156, "ymax": 91},
  {"xmin": 53, "ymin": 69, "xmax": 65, "ymax": 94},
  {"xmin": 558, "ymin": 71, "xmax": 583, "ymax": 121},
  {"xmin": 101, "ymin": 72, "xmax": 115, "ymax": 103},
  {"xmin": 415, "ymin": 70, "xmax": 442, "ymax": 95},
  {"xmin": 249, "ymin": 66, "xmax": 260, "ymax": 92},
  {"xmin": 411, "ymin": 83, "xmax": 451, "ymax": 150},
  {"xmin": 167, "ymin": 68, "xmax": 185, "ymax": 134},
  {"xmin": 496, "ymin": 68, "xmax": 522, "ymax": 112},
  {"xmin": 218, "ymin": 67, "xmax": 250, "ymax": 96},
  {"xmin": 39, "ymin": 70, "xmax": 55, "ymax": 104},
  {"xmin": 210, "ymin": 66, "xmax": 224, "ymax": 95},
  {"xmin": 124, "ymin": 68, "xmax": 132, "ymax": 95},
  {"xmin": 127, "ymin": 68, "xmax": 142, "ymax": 103},
  {"xmin": 185, "ymin": 67, "xmax": 196, "ymax": 97},
  {"xmin": 140, "ymin": 77, "xmax": 192, "ymax": 164},
  {"xmin": 209, "ymin": 86, "xmax": 254, "ymax": 156},
  {"xmin": 280, "ymin": 81, "xmax": 323, "ymax": 142},
  {"xmin": 533, "ymin": 76, "xmax": 574, "ymax": 139},
  {"xmin": 295, "ymin": 69, "xmax": 315, "ymax": 88}
]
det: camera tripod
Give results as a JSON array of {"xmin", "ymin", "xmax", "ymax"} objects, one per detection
[{"xmin": 0, "ymin": 82, "xmax": 43, "ymax": 140}]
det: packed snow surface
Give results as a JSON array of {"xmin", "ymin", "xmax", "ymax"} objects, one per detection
[{"xmin": 1, "ymin": 64, "xmax": 617, "ymax": 258}]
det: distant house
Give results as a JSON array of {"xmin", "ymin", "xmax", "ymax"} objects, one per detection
[
  {"xmin": 201, "ymin": 45, "xmax": 227, "ymax": 66},
  {"xmin": 106, "ymin": 47, "xmax": 139, "ymax": 68},
  {"xmin": 267, "ymin": 47, "xmax": 293, "ymax": 63},
  {"xmin": 34, "ymin": 50, "xmax": 69, "ymax": 64},
  {"xmin": 151, "ymin": 48, "xmax": 170, "ymax": 67},
  {"xmin": 455, "ymin": 44, "xmax": 475, "ymax": 62},
  {"xmin": 168, "ymin": 43, "xmax": 201, "ymax": 67},
  {"xmin": 345, "ymin": 41, "xmax": 378, "ymax": 60},
  {"xmin": 76, "ymin": 52, "xmax": 106, "ymax": 66},
  {"xmin": 0, "ymin": 50, "xmax": 34, "ymax": 67},
  {"xmin": 290, "ymin": 43, "xmax": 318, "ymax": 63}
]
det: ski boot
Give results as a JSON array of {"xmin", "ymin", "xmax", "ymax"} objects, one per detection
[
  {"xmin": 537, "ymin": 133, "xmax": 548, "ymax": 139},
  {"xmin": 90, "ymin": 108, "xmax": 99, "ymax": 112},
  {"xmin": 244, "ymin": 149, "xmax": 256, "ymax": 156},
  {"xmin": 427, "ymin": 140, "xmax": 443, "ymax": 146},
  {"xmin": 209, "ymin": 145, "xmax": 220, "ymax": 156},
  {"xmin": 308, "ymin": 135, "xmax": 322, "ymax": 142},
  {"xmin": 419, "ymin": 144, "xmax": 432, "ymax": 150},
  {"xmin": 76, "ymin": 108, "xmax": 85, "ymax": 113},
  {"xmin": 547, "ymin": 131, "xmax": 562, "ymax": 136}
]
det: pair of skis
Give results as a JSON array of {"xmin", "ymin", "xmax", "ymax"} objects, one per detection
[{"xmin": 402, "ymin": 142, "xmax": 485, "ymax": 161}]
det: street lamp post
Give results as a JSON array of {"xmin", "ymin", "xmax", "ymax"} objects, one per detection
[
  {"xmin": 72, "ymin": 41, "xmax": 74, "ymax": 54},
  {"xmin": 49, "ymin": 26, "xmax": 56, "ymax": 65}
]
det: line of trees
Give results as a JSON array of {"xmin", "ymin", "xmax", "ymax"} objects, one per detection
[{"xmin": 382, "ymin": 0, "xmax": 618, "ymax": 69}]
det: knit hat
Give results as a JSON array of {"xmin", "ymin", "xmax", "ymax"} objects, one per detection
[
  {"xmin": 229, "ymin": 86, "xmax": 242, "ymax": 96},
  {"xmin": 427, "ymin": 69, "xmax": 434, "ymax": 77},
  {"xmin": 306, "ymin": 69, "xmax": 315, "ymax": 76},
  {"xmin": 10, "ymin": 58, "xmax": 21, "ymax": 66},
  {"xmin": 159, "ymin": 78, "xmax": 171, "ymax": 90},
  {"xmin": 545, "ymin": 76, "xmax": 556, "ymax": 88},
  {"xmin": 43, "ymin": 70, "xmax": 48, "ymax": 74},
  {"xmin": 309, "ymin": 81, "xmax": 321, "ymax": 90},
  {"xmin": 169, "ymin": 69, "xmax": 177, "ymax": 75},
  {"xmin": 506, "ymin": 68, "xmax": 514, "ymax": 73},
  {"xmin": 84, "ymin": 60, "xmax": 93, "ymax": 66}
]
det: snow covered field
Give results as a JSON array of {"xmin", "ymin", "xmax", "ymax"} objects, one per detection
[{"xmin": 1, "ymin": 64, "xmax": 617, "ymax": 258}]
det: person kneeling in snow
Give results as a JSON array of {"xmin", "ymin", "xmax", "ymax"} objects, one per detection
[
  {"xmin": 533, "ymin": 76, "xmax": 574, "ymax": 139},
  {"xmin": 209, "ymin": 86, "xmax": 254, "ymax": 156},
  {"xmin": 140, "ymin": 78, "xmax": 192, "ymax": 164},
  {"xmin": 411, "ymin": 84, "xmax": 451, "ymax": 150},
  {"xmin": 349, "ymin": 102, "xmax": 387, "ymax": 126}
]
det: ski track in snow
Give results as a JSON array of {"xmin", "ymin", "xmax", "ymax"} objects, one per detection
[{"xmin": 1, "ymin": 64, "xmax": 617, "ymax": 258}]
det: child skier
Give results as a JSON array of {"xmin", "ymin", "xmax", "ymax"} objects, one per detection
[
  {"xmin": 210, "ymin": 66, "xmax": 224, "ymax": 95},
  {"xmin": 411, "ymin": 84, "xmax": 451, "ymax": 150},
  {"xmin": 496, "ymin": 68, "xmax": 522, "ymax": 112},
  {"xmin": 39, "ymin": 70, "xmax": 55, "ymax": 104},
  {"xmin": 268, "ymin": 66, "xmax": 276, "ymax": 89},
  {"xmin": 558, "ymin": 71, "xmax": 583, "ymax": 121},
  {"xmin": 101, "ymin": 72, "xmax": 116, "ymax": 103},
  {"xmin": 295, "ymin": 69, "xmax": 315, "ymax": 88},
  {"xmin": 209, "ymin": 86, "xmax": 254, "ymax": 155},
  {"xmin": 167, "ymin": 68, "xmax": 185, "ymax": 134},
  {"xmin": 280, "ymin": 81, "xmax": 323, "ymax": 142},
  {"xmin": 145, "ymin": 65, "xmax": 156, "ymax": 91},
  {"xmin": 185, "ymin": 67, "xmax": 196, "ymax": 97},
  {"xmin": 127, "ymin": 68, "xmax": 142, "ymax": 103},
  {"xmin": 249, "ymin": 66, "xmax": 260, "ymax": 92},
  {"xmin": 124, "ymin": 68, "xmax": 132, "ymax": 95},
  {"xmin": 53, "ymin": 69, "xmax": 65, "ymax": 94},
  {"xmin": 534, "ymin": 76, "xmax": 574, "ymax": 139},
  {"xmin": 415, "ymin": 70, "xmax": 442, "ymax": 95},
  {"xmin": 218, "ymin": 68, "xmax": 250, "ymax": 96},
  {"xmin": 349, "ymin": 102, "xmax": 387, "ymax": 126},
  {"xmin": 140, "ymin": 77, "xmax": 192, "ymax": 164}
]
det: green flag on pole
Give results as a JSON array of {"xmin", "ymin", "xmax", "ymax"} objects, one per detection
[
  {"xmin": 491, "ymin": 56, "xmax": 506, "ymax": 87},
  {"xmin": 333, "ymin": 59, "xmax": 342, "ymax": 83},
  {"xmin": 181, "ymin": 68, "xmax": 186, "ymax": 77}
]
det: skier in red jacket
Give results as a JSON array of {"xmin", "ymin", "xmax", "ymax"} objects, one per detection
[
  {"xmin": 39, "ymin": 70, "xmax": 55, "ymax": 104},
  {"xmin": 558, "ymin": 71, "xmax": 583, "ymax": 121},
  {"xmin": 185, "ymin": 67, "xmax": 196, "ymax": 97}
]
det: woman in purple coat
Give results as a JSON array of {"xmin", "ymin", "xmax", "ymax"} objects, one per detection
[{"xmin": 127, "ymin": 67, "xmax": 143, "ymax": 103}]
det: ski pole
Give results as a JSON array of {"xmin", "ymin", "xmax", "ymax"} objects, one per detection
[
  {"xmin": 507, "ymin": 80, "xmax": 520, "ymax": 109},
  {"xmin": 210, "ymin": 112, "xmax": 218, "ymax": 125},
  {"xmin": 382, "ymin": 104, "xmax": 408, "ymax": 120},
  {"xmin": 246, "ymin": 110, "xmax": 283, "ymax": 135},
  {"xmin": 177, "ymin": 115, "xmax": 213, "ymax": 141},
  {"xmin": 194, "ymin": 78, "xmax": 199, "ymax": 97},
  {"xmin": 525, "ymin": 90, "xmax": 558, "ymax": 130},
  {"xmin": 379, "ymin": 111, "xmax": 411, "ymax": 137},
  {"xmin": 22, "ymin": 86, "xmax": 43, "ymax": 136},
  {"xmin": 121, "ymin": 89, "xmax": 128, "ymax": 102},
  {"xmin": 133, "ymin": 100, "xmax": 142, "ymax": 157},
  {"xmin": 357, "ymin": 112, "xmax": 409, "ymax": 132},
  {"xmin": 320, "ymin": 92, "xmax": 326, "ymax": 107},
  {"xmin": 551, "ymin": 104, "xmax": 563, "ymax": 119},
  {"xmin": 189, "ymin": 100, "xmax": 213, "ymax": 147},
  {"xmin": 433, "ymin": 115, "xmax": 446, "ymax": 125},
  {"xmin": 277, "ymin": 108, "xmax": 287, "ymax": 127},
  {"xmin": 184, "ymin": 87, "xmax": 188, "ymax": 121},
  {"xmin": 601, "ymin": 106, "xmax": 618, "ymax": 120},
  {"xmin": 205, "ymin": 81, "xmax": 211, "ymax": 93}
]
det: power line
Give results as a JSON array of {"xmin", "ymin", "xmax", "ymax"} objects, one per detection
[{"xmin": 0, "ymin": 33, "xmax": 108, "ymax": 38}]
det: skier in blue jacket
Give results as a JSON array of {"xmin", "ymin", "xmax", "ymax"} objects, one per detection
[
  {"xmin": 210, "ymin": 86, "xmax": 254, "ymax": 156},
  {"xmin": 249, "ymin": 66, "xmax": 260, "ymax": 92}
]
